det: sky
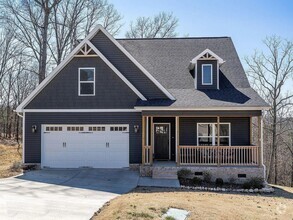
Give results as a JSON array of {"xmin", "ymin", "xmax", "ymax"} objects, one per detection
[{"xmin": 109, "ymin": 0, "xmax": 293, "ymax": 67}]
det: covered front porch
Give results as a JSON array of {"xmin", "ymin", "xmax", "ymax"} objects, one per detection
[{"xmin": 141, "ymin": 111, "xmax": 263, "ymax": 167}]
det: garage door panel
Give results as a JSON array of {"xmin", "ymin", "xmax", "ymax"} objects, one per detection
[{"xmin": 42, "ymin": 124, "xmax": 129, "ymax": 168}]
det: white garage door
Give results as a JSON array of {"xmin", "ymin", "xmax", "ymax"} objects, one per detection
[{"xmin": 41, "ymin": 124, "xmax": 129, "ymax": 168}]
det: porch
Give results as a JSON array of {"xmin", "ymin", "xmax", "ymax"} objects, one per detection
[{"xmin": 141, "ymin": 112, "xmax": 263, "ymax": 168}]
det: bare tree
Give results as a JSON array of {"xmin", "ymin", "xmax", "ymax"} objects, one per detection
[
  {"xmin": 49, "ymin": 0, "xmax": 123, "ymax": 65},
  {"xmin": 245, "ymin": 36, "xmax": 293, "ymax": 184},
  {"xmin": 1, "ymin": 0, "xmax": 61, "ymax": 83},
  {"xmin": 126, "ymin": 12, "xmax": 178, "ymax": 38}
]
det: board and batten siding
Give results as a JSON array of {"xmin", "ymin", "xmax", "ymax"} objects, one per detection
[
  {"xmin": 196, "ymin": 60, "xmax": 218, "ymax": 90},
  {"xmin": 24, "ymin": 112, "xmax": 142, "ymax": 164},
  {"xmin": 26, "ymin": 57, "xmax": 139, "ymax": 109},
  {"xmin": 90, "ymin": 31, "xmax": 168, "ymax": 99},
  {"xmin": 179, "ymin": 117, "xmax": 250, "ymax": 146}
]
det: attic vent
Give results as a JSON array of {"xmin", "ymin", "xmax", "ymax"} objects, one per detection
[
  {"xmin": 75, "ymin": 43, "xmax": 97, "ymax": 57},
  {"xmin": 199, "ymin": 52, "xmax": 216, "ymax": 60}
]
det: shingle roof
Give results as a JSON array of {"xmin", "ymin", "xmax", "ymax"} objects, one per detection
[{"xmin": 117, "ymin": 37, "xmax": 269, "ymax": 108}]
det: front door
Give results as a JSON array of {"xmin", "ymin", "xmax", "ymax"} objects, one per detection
[{"xmin": 154, "ymin": 124, "xmax": 170, "ymax": 160}]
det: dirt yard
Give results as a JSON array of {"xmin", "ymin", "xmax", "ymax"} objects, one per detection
[
  {"xmin": 0, "ymin": 139, "xmax": 22, "ymax": 178},
  {"xmin": 92, "ymin": 186, "xmax": 293, "ymax": 220}
]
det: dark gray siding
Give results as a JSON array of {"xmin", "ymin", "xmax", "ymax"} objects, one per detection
[
  {"xmin": 197, "ymin": 60, "xmax": 218, "ymax": 90},
  {"xmin": 91, "ymin": 31, "xmax": 168, "ymax": 99},
  {"xmin": 179, "ymin": 117, "xmax": 250, "ymax": 146},
  {"xmin": 26, "ymin": 57, "xmax": 139, "ymax": 109},
  {"xmin": 142, "ymin": 110, "xmax": 262, "ymax": 117},
  {"xmin": 24, "ymin": 112, "xmax": 142, "ymax": 164}
]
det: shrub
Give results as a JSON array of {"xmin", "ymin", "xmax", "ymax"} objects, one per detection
[
  {"xmin": 215, "ymin": 178, "xmax": 224, "ymax": 187},
  {"xmin": 242, "ymin": 177, "xmax": 264, "ymax": 189},
  {"xmin": 203, "ymin": 171, "xmax": 212, "ymax": 183},
  {"xmin": 192, "ymin": 177, "xmax": 203, "ymax": 185},
  {"xmin": 242, "ymin": 181, "xmax": 251, "ymax": 189},
  {"xmin": 228, "ymin": 177, "xmax": 236, "ymax": 185},
  {"xmin": 177, "ymin": 169, "xmax": 192, "ymax": 179}
]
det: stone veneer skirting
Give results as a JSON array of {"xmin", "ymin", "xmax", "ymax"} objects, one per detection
[{"xmin": 140, "ymin": 165, "xmax": 265, "ymax": 183}]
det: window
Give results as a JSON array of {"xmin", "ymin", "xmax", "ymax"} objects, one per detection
[
  {"xmin": 197, "ymin": 123, "xmax": 230, "ymax": 146},
  {"xmin": 110, "ymin": 126, "xmax": 128, "ymax": 132},
  {"xmin": 202, "ymin": 64, "xmax": 213, "ymax": 85},
  {"xmin": 89, "ymin": 126, "xmax": 105, "ymax": 131},
  {"xmin": 78, "ymin": 68, "xmax": 95, "ymax": 96},
  {"xmin": 67, "ymin": 126, "xmax": 84, "ymax": 131},
  {"xmin": 46, "ymin": 126, "xmax": 62, "ymax": 131}
]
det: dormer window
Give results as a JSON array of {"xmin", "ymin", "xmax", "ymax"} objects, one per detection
[
  {"xmin": 202, "ymin": 64, "xmax": 213, "ymax": 85},
  {"xmin": 190, "ymin": 49, "xmax": 225, "ymax": 90}
]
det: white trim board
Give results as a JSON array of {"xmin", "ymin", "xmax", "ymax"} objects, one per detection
[
  {"xmin": 16, "ymin": 25, "xmax": 174, "ymax": 112},
  {"xmin": 78, "ymin": 67, "xmax": 96, "ymax": 96},
  {"xmin": 191, "ymin": 49, "xmax": 225, "ymax": 64},
  {"xmin": 85, "ymin": 40, "xmax": 146, "ymax": 101},
  {"xmin": 201, "ymin": 64, "xmax": 213, "ymax": 85},
  {"xmin": 98, "ymin": 27, "xmax": 175, "ymax": 101},
  {"xmin": 22, "ymin": 109, "xmax": 141, "ymax": 113}
]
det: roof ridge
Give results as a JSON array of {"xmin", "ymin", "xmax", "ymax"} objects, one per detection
[{"xmin": 117, "ymin": 36, "xmax": 230, "ymax": 40}]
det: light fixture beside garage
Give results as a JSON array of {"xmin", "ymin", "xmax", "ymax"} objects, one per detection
[
  {"xmin": 134, "ymin": 125, "xmax": 139, "ymax": 133},
  {"xmin": 32, "ymin": 125, "xmax": 37, "ymax": 133}
]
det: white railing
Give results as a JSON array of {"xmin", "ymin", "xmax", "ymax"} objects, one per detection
[{"xmin": 178, "ymin": 146, "xmax": 259, "ymax": 166}]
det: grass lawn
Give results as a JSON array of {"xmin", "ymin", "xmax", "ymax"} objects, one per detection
[
  {"xmin": 0, "ymin": 139, "xmax": 22, "ymax": 178},
  {"xmin": 92, "ymin": 186, "xmax": 293, "ymax": 220}
]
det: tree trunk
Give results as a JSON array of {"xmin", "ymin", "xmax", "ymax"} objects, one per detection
[{"xmin": 39, "ymin": 8, "xmax": 50, "ymax": 83}]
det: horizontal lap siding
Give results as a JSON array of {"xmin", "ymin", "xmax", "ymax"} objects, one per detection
[
  {"xmin": 26, "ymin": 57, "xmax": 139, "ymax": 109},
  {"xmin": 91, "ymin": 32, "xmax": 168, "ymax": 99},
  {"xmin": 221, "ymin": 117, "xmax": 250, "ymax": 146},
  {"xmin": 25, "ymin": 112, "xmax": 142, "ymax": 164},
  {"xmin": 179, "ymin": 117, "xmax": 250, "ymax": 146}
]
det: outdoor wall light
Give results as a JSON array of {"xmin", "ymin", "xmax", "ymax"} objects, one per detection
[
  {"xmin": 32, "ymin": 125, "xmax": 37, "ymax": 133},
  {"xmin": 134, "ymin": 125, "xmax": 139, "ymax": 133}
]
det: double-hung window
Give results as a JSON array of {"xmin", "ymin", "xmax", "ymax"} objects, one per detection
[
  {"xmin": 197, "ymin": 123, "xmax": 230, "ymax": 146},
  {"xmin": 202, "ymin": 64, "xmax": 213, "ymax": 85},
  {"xmin": 79, "ymin": 68, "xmax": 95, "ymax": 96}
]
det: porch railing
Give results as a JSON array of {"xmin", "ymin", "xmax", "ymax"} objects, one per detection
[
  {"xmin": 142, "ymin": 145, "xmax": 153, "ymax": 165},
  {"xmin": 178, "ymin": 146, "xmax": 259, "ymax": 166}
]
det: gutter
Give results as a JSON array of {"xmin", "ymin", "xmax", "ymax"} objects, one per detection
[{"xmin": 14, "ymin": 110, "xmax": 23, "ymax": 118}]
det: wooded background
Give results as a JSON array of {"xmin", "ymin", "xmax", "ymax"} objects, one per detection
[{"xmin": 0, "ymin": 0, "xmax": 292, "ymax": 186}]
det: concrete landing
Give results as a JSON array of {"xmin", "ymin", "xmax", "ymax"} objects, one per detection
[{"xmin": 138, "ymin": 177, "xmax": 180, "ymax": 188}]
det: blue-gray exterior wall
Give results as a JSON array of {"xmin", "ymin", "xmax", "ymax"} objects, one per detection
[
  {"xmin": 179, "ymin": 117, "xmax": 250, "ymax": 146},
  {"xmin": 26, "ymin": 57, "xmax": 139, "ymax": 109},
  {"xmin": 90, "ymin": 31, "xmax": 168, "ymax": 99},
  {"xmin": 197, "ymin": 60, "xmax": 218, "ymax": 90},
  {"xmin": 24, "ymin": 112, "xmax": 142, "ymax": 164}
]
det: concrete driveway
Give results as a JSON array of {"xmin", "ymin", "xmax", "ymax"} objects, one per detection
[{"xmin": 0, "ymin": 169, "xmax": 139, "ymax": 220}]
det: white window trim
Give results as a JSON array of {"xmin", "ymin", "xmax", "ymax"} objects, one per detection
[
  {"xmin": 78, "ymin": 67, "xmax": 95, "ymax": 96},
  {"xmin": 202, "ymin": 64, "xmax": 213, "ymax": 85},
  {"xmin": 197, "ymin": 122, "xmax": 231, "ymax": 146}
]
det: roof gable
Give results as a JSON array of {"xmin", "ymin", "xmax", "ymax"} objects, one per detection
[
  {"xmin": 16, "ymin": 25, "xmax": 175, "ymax": 112},
  {"xmin": 191, "ymin": 48, "xmax": 225, "ymax": 64}
]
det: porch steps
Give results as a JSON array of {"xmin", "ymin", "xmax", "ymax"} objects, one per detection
[{"xmin": 152, "ymin": 167, "xmax": 178, "ymax": 179}]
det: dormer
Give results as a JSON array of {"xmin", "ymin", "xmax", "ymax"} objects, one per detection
[{"xmin": 190, "ymin": 49, "xmax": 225, "ymax": 90}]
